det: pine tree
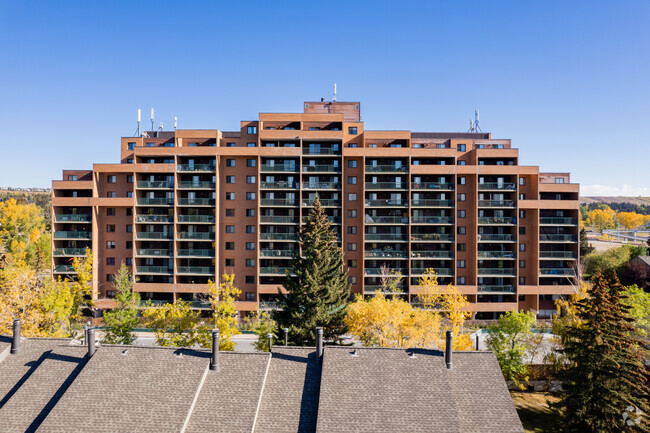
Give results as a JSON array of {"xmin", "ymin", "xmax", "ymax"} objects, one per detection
[
  {"xmin": 580, "ymin": 227, "xmax": 595, "ymax": 257},
  {"xmin": 554, "ymin": 271, "xmax": 649, "ymax": 432},
  {"xmin": 275, "ymin": 195, "xmax": 350, "ymax": 345}
]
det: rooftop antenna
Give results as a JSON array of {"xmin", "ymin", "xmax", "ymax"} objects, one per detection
[
  {"xmin": 150, "ymin": 108, "xmax": 155, "ymax": 133},
  {"xmin": 159, "ymin": 121, "xmax": 163, "ymax": 132},
  {"xmin": 468, "ymin": 109, "xmax": 482, "ymax": 133},
  {"xmin": 134, "ymin": 109, "xmax": 141, "ymax": 137},
  {"xmin": 333, "ymin": 83, "xmax": 337, "ymax": 102},
  {"xmin": 174, "ymin": 116, "xmax": 178, "ymax": 130}
]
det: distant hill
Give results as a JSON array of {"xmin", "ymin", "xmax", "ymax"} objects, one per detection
[{"xmin": 580, "ymin": 196, "xmax": 650, "ymax": 206}]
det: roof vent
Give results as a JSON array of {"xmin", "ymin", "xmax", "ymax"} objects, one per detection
[
  {"xmin": 351, "ymin": 349, "xmax": 358, "ymax": 357},
  {"xmin": 445, "ymin": 330, "xmax": 453, "ymax": 370},
  {"xmin": 267, "ymin": 333, "xmax": 273, "ymax": 353},
  {"xmin": 86, "ymin": 327, "xmax": 96, "ymax": 358},
  {"xmin": 122, "ymin": 350, "xmax": 128, "ymax": 356},
  {"xmin": 210, "ymin": 330, "xmax": 219, "ymax": 371},
  {"xmin": 10, "ymin": 318, "xmax": 20, "ymax": 355},
  {"xmin": 408, "ymin": 352, "xmax": 417, "ymax": 359},
  {"xmin": 316, "ymin": 327, "xmax": 323, "ymax": 359}
]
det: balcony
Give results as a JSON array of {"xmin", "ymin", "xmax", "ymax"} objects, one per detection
[
  {"xmin": 411, "ymin": 199, "xmax": 453, "ymax": 207},
  {"xmin": 302, "ymin": 216, "xmax": 341, "ymax": 224},
  {"xmin": 478, "ymin": 182, "xmax": 517, "ymax": 191},
  {"xmin": 53, "ymin": 248, "xmax": 87, "ymax": 256},
  {"xmin": 260, "ymin": 249, "xmax": 295, "ymax": 258},
  {"xmin": 177, "ymin": 164, "xmax": 215, "ymax": 172},
  {"xmin": 478, "ymin": 234, "xmax": 515, "ymax": 242},
  {"xmin": 302, "ymin": 147, "xmax": 341, "ymax": 155},
  {"xmin": 410, "ymin": 216, "xmax": 453, "ymax": 224},
  {"xmin": 365, "ymin": 199, "xmax": 408, "ymax": 207},
  {"xmin": 302, "ymin": 199, "xmax": 341, "ymax": 207},
  {"xmin": 365, "ymin": 182, "xmax": 408, "ymax": 190},
  {"xmin": 177, "ymin": 249, "xmax": 214, "ymax": 257},
  {"xmin": 177, "ymin": 266, "xmax": 213, "ymax": 275},
  {"xmin": 54, "ymin": 214, "xmax": 91, "ymax": 223},
  {"xmin": 136, "ymin": 266, "xmax": 173, "ymax": 274},
  {"xmin": 478, "ymin": 200, "xmax": 516, "ymax": 208},
  {"xmin": 302, "ymin": 165, "xmax": 341, "ymax": 173},
  {"xmin": 477, "ymin": 251, "xmax": 516, "ymax": 259},
  {"xmin": 178, "ymin": 232, "xmax": 215, "ymax": 240},
  {"xmin": 478, "ymin": 285, "xmax": 516, "ymax": 294},
  {"xmin": 410, "ymin": 233, "xmax": 454, "ymax": 242},
  {"xmin": 366, "ymin": 165, "xmax": 408, "ymax": 173},
  {"xmin": 410, "ymin": 267, "xmax": 453, "ymax": 276},
  {"xmin": 136, "ymin": 249, "xmax": 172, "ymax": 257},
  {"xmin": 137, "ymin": 181, "xmax": 174, "ymax": 189},
  {"xmin": 364, "ymin": 268, "xmax": 408, "ymax": 276},
  {"xmin": 136, "ymin": 215, "xmax": 173, "ymax": 223},
  {"xmin": 410, "ymin": 251, "xmax": 452, "ymax": 259},
  {"xmin": 477, "ymin": 268, "xmax": 516, "ymax": 276},
  {"xmin": 177, "ymin": 215, "xmax": 215, "ymax": 223},
  {"xmin": 364, "ymin": 285, "xmax": 407, "ymax": 294},
  {"xmin": 364, "ymin": 250, "xmax": 408, "ymax": 259},
  {"xmin": 411, "ymin": 182, "xmax": 454, "ymax": 190},
  {"xmin": 539, "ymin": 217, "xmax": 578, "ymax": 225},
  {"xmin": 539, "ymin": 251, "xmax": 577, "ymax": 259},
  {"xmin": 177, "ymin": 181, "xmax": 214, "ymax": 189},
  {"xmin": 364, "ymin": 216, "xmax": 408, "ymax": 224},
  {"xmin": 259, "ymin": 233, "xmax": 298, "ymax": 241},
  {"xmin": 177, "ymin": 198, "xmax": 215, "ymax": 206},
  {"xmin": 261, "ymin": 198, "xmax": 297, "ymax": 206},
  {"xmin": 260, "ymin": 216, "xmax": 299, "ymax": 224},
  {"xmin": 53, "ymin": 265, "xmax": 76, "ymax": 273},
  {"xmin": 302, "ymin": 181, "xmax": 341, "ymax": 190},
  {"xmin": 137, "ymin": 198, "xmax": 174, "ymax": 206},
  {"xmin": 261, "ymin": 164, "xmax": 299, "ymax": 173},
  {"xmin": 364, "ymin": 233, "xmax": 408, "ymax": 242},
  {"xmin": 260, "ymin": 266, "xmax": 293, "ymax": 275},
  {"xmin": 53, "ymin": 231, "xmax": 91, "ymax": 239},
  {"xmin": 259, "ymin": 301, "xmax": 282, "ymax": 310},
  {"xmin": 260, "ymin": 181, "xmax": 299, "ymax": 189},
  {"xmin": 478, "ymin": 217, "xmax": 516, "ymax": 225},
  {"xmin": 136, "ymin": 232, "xmax": 173, "ymax": 240},
  {"xmin": 539, "ymin": 268, "xmax": 574, "ymax": 276},
  {"xmin": 539, "ymin": 234, "xmax": 577, "ymax": 242}
]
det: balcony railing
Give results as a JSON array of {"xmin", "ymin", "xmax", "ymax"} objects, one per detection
[
  {"xmin": 410, "ymin": 267, "xmax": 453, "ymax": 276},
  {"xmin": 365, "ymin": 182, "xmax": 408, "ymax": 190},
  {"xmin": 411, "ymin": 182, "xmax": 454, "ymax": 190},
  {"xmin": 136, "ymin": 266, "xmax": 173, "ymax": 274},
  {"xmin": 260, "ymin": 249, "xmax": 295, "ymax": 257},
  {"xmin": 364, "ymin": 233, "xmax": 408, "ymax": 241},
  {"xmin": 477, "ymin": 251, "xmax": 516, "ymax": 259},
  {"xmin": 177, "ymin": 198, "xmax": 215, "ymax": 206},
  {"xmin": 53, "ymin": 265, "xmax": 76, "ymax": 273},
  {"xmin": 539, "ymin": 234, "xmax": 577, "ymax": 242},
  {"xmin": 259, "ymin": 233, "xmax": 298, "ymax": 241},
  {"xmin": 137, "ymin": 181, "xmax": 174, "ymax": 189},
  {"xmin": 261, "ymin": 164, "xmax": 299, "ymax": 173},
  {"xmin": 302, "ymin": 147, "xmax": 341, "ymax": 155},
  {"xmin": 259, "ymin": 301, "xmax": 282, "ymax": 310},
  {"xmin": 478, "ymin": 182, "xmax": 517, "ymax": 191},
  {"xmin": 302, "ymin": 216, "xmax": 341, "ymax": 224},
  {"xmin": 478, "ymin": 200, "xmax": 516, "ymax": 207},
  {"xmin": 177, "ymin": 164, "xmax": 215, "ymax": 172},
  {"xmin": 261, "ymin": 198, "xmax": 297, "ymax": 206},
  {"xmin": 177, "ymin": 266, "xmax": 213, "ymax": 275},
  {"xmin": 137, "ymin": 198, "xmax": 174, "ymax": 206},
  {"xmin": 410, "ymin": 233, "xmax": 454, "ymax": 242},
  {"xmin": 477, "ymin": 268, "xmax": 516, "ymax": 276},
  {"xmin": 55, "ymin": 214, "xmax": 91, "ymax": 223},
  {"xmin": 177, "ymin": 215, "xmax": 215, "ymax": 223},
  {"xmin": 364, "ymin": 268, "xmax": 408, "ymax": 276},
  {"xmin": 411, "ymin": 199, "xmax": 454, "ymax": 207},
  {"xmin": 259, "ymin": 266, "xmax": 293, "ymax": 275},
  {"xmin": 178, "ymin": 232, "xmax": 215, "ymax": 240},
  {"xmin": 478, "ymin": 217, "xmax": 516, "ymax": 225},
  {"xmin": 302, "ymin": 181, "xmax": 341, "ymax": 190},
  {"xmin": 539, "ymin": 217, "xmax": 578, "ymax": 225},
  {"xmin": 364, "ymin": 250, "xmax": 408, "ymax": 258},
  {"xmin": 410, "ymin": 251, "xmax": 453, "ymax": 259},
  {"xmin": 478, "ymin": 285, "xmax": 516, "ymax": 294},
  {"xmin": 410, "ymin": 216, "xmax": 453, "ymax": 224},
  {"xmin": 478, "ymin": 234, "xmax": 515, "ymax": 242},
  {"xmin": 366, "ymin": 165, "xmax": 408, "ymax": 173},
  {"xmin": 302, "ymin": 165, "xmax": 341, "ymax": 173},
  {"xmin": 539, "ymin": 251, "xmax": 577, "ymax": 259},
  {"xmin": 176, "ymin": 249, "xmax": 214, "ymax": 257},
  {"xmin": 177, "ymin": 181, "xmax": 214, "ymax": 189},
  {"xmin": 53, "ymin": 231, "xmax": 91, "ymax": 239},
  {"xmin": 53, "ymin": 248, "xmax": 87, "ymax": 256},
  {"xmin": 260, "ymin": 216, "xmax": 299, "ymax": 224},
  {"xmin": 303, "ymin": 199, "xmax": 341, "ymax": 207},
  {"xmin": 365, "ymin": 199, "xmax": 407, "ymax": 207},
  {"xmin": 540, "ymin": 268, "xmax": 575, "ymax": 276},
  {"xmin": 136, "ymin": 249, "xmax": 171, "ymax": 257},
  {"xmin": 136, "ymin": 215, "xmax": 173, "ymax": 223},
  {"xmin": 364, "ymin": 216, "xmax": 408, "ymax": 224},
  {"xmin": 260, "ymin": 181, "xmax": 299, "ymax": 189},
  {"xmin": 136, "ymin": 232, "xmax": 173, "ymax": 240}
]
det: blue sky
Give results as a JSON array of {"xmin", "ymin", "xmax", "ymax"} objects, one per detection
[{"xmin": 0, "ymin": 1, "xmax": 648, "ymax": 195}]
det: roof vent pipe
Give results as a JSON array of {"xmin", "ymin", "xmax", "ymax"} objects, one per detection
[
  {"xmin": 210, "ymin": 330, "xmax": 219, "ymax": 371},
  {"xmin": 87, "ymin": 327, "xmax": 96, "ymax": 358},
  {"xmin": 316, "ymin": 327, "xmax": 323, "ymax": 358},
  {"xmin": 283, "ymin": 328, "xmax": 289, "ymax": 346},
  {"xmin": 11, "ymin": 318, "xmax": 21, "ymax": 355},
  {"xmin": 445, "ymin": 330, "xmax": 453, "ymax": 370},
  {"xmin": 475, "ymin": 333, "xmax": 480, "ymax": 351},
  {"xmin": 267, "ymin": 333, "xmax": 273, "ymax": 353}
]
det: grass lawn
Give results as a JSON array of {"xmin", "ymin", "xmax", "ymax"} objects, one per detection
[{"xmin": 511, "ymin": 391, "xmax": 560, "ymax": 433}]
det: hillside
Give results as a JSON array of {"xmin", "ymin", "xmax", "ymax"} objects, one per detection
[{"xmin": 580, "ymin": 196, "xmax": 650, "ymax": 206}]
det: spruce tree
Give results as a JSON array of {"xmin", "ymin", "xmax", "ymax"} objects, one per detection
[
  {"xmin": 554, "ymin": 271, "xmax": 648, "ymax": 432},
  {"xmin": 275, "ymin": 195, "xmax": 350, "ymax": 345},
  {"xmin": 580, "ymin": 227, "xmax": 595, "ymax": 257},
  {"xmin": 103, "ymin": 264, "xmax": 141, "ymax": 345}
]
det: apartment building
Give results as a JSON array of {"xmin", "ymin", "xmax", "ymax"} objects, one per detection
[{"xmin": 51, "ymin": 100, "xmax": 580, "ymax": 319}]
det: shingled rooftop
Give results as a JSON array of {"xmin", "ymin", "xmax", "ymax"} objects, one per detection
[{"xmin": 0, "ymin": 335, "xmax": 524, "ymax": 432}]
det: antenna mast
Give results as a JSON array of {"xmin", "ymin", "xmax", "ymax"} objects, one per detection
[
  {"xmin": 467, "ymin": 109, "xmax": 482, "ymax": 133},
  {"xmin": 333, "ymin": 83, "xmax": 337, "ymax": 102},
  {"xmin": 134, "ymin": 109, "xmax": 141, "ymax": 137},
  {"xmin": 150, "ymin": 108, "xmax": 155, "ymax": 133},
  {"xmin": 174, "ymin": 116, "xmax": 178, "ymax": 130}
]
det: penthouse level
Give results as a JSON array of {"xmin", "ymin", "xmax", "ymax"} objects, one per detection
[{"xmin": 52, "ymin": 100, "xmax": 580, "ymax": 320}]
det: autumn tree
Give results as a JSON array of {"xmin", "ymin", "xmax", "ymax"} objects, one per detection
[
  {"xmin": 621, "ymin": 284, "xmax": 650, "ymax": 336},
  {"xmin": 141, "ymin": 300, "xmax": 208, "ymax": 347},
  {"xmin": 103, "ymin": 264, "xmax": 140, "ymax": 345},
  {"xmin": 276, "ymin": 195, "xmax": 350, "ymax": 345},
  {"xmin": 587, "ymin": 208, "xmax": 615, "ymax": 232},
  {"xmin": 207, "ymin": 274, "xmax": 241, "ymax": 351},
  {"xmin": 617, "ymin": 211, "xmax": 645, "ymax": 230},
  {"xmin": 486, "ymin": 310, "xmax": 536, "ymax": 387},
  {"xmin": 69, "ymin": 248, "xmax": 94, "ymax": 327}
]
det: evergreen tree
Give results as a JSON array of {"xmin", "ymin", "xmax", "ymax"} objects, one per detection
[
  {"xmin": 103, "ymin": 264, "xmax": 140, "ymax": 345},
  {"xmin": 275, "ymin": 195, "xmax": 350, "ymax": 345},
  {"xmin": 580, "ymin": 227, "xmax": 595, "ymax": 257},
  {"xmin": 554, "ymin": 271, "xmax": 648, "ymax": 432}
]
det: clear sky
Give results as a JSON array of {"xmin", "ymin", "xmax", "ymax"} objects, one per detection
[{"xmin": 0, "ymin": 1, "xmax": 648, "ymax": 195}]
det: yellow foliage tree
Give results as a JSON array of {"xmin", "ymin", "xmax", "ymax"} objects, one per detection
[
  {"xmin": 141, "ymin": 300, "xmax": 209, "ymax": 347},
  {"xmin": 0, "ymin": 254, "xmax": 46, "ymax": 336},
  {"xmin": 617, "ymin": 211, "xmax": 645, "ymax": 230},
  {"xmin": 70, "ymin": 248, "xmax": 93, "ymax": 323},
  {"xmin": 552, "ymin": 280, "xmax": 591, "ymax": 341},
  {"xmin": 588, "ymin": 208, "xmax": 615, "ymax": 232},
  {"xmin": 207, "ymin": 274, "xmax": 241, "ymax": 351}
]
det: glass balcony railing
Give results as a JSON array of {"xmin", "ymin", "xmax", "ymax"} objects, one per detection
[
  {"xmin": 259, "ymin": 266, "xmax": 293, "ymax": 275},
  {"xmin": 177, "ymin": 181, "xmax": 215, "ymax": 189},
  {"xmin": 303, "ymin": 199, "xmax": 341, "ymax": 207},
  {"xmin": 177, "ymin": 164, "xmax": 215, "ymax": 172},
  {"xmin": 259, "ymin": 233, "xmax": 298, "ymax": 241},
  {"xmin": 411, "ymin": 182, "xmax": 454, "ymax": 190},
  {"xmin": 136, "ymin": 249, "xmax": 171, "ymax": 256},
  {"xmin": 478, "ymin": 200, "xmax": 516, "ymax": 207},
  {"xmin": 176, "ymin": 249, "xmax": 214, "ymax": 257},
  {"xmin": 364, "ymin": 250, "xmax": 408, "ymax": 258},
  {"xmin": 364, "ymin": 285, "xmax": 407, "ymax": 293},
  {"xmin": 539, "ymin": 251, "xmax": 577, "ymax": 259},
  {"xmin": 260, "ymin": 216, "xmax": 298, "ymax": 224},
  {"xmin": 178, "ymin": 232, "xmax": 215, "ymax": 240},
  {"xmin": 302, "ymin": 147, "xmax": 341, "ymax": 155},
  {"xmin": 478, "ymin": 217, "xmax": 516, "ymax": 225},
  {"xmin": 539, "ymin": 217, "xmax": 578, "ymax": 225},
  {"xmin": 539, "ymin": 234, "xmax": 577, "ymax": 242},
  {"xmin": 136, "ymin": 232, "xmax": 173, "ymax": 240},
  {"xmin": 365, "ymin": 182, "xmax": 408, "ymax": 190},
  {"xmin": 53, "ymin": 231, "xmax": 91, "ymax": 239},
  {"xmin": 410, "ymin": 233, "xmax": 454, "ymax": 242},
  {"xmin": 411, "ymin": 199, "xmax": 454, "ymax": 207},
  {"xmin": 410, "ymin": 251, "xmax": 453, "ymax": 259},
  {"xmin": 364, "ymin": 268, "xmax": 408, "ymax": 276},
  {"xmin": 259, "ymin": 301, "xmax": 282, "ymax": 310},
  {"xmin": 54, "ymin": 265, "xmax": 76, "ymax": 273},
  {"xmin": 136, "ymin": 215, "xmax": 173, "ymax": 223},
  {"xmin": 365, "ymin": 165, "xmax": 408, "ymax": 173},
  {"xmin": 302, "ymin": 216, "xmax": 341, "ymax": 224},
  {"xmin": 410, "ymin": 216, "xmax": 453, "ymax": 224},
  {"xmin": 137, "ymin": 198, "xmax": 174, "ymax": 206},
  {"xmin": 477, "ymin": 251, "xmax": 516, "ymax": 259},
  {"xmin": 302, "ymin": 181, "xmax": 341, "ymax": 190},
  {"xmin": 364, "ymin": 216, "xmax": 408, "ymax": 224},
  {"xmin": 478, "ymin": 182, "xmax": 517, "ymax": 190},
  {"xmin": 55, "ymin": 214, "xmax": 91, "ymax": 223},
  {"xmin": 261, "ymin": 198, "xmax": 297, "ymax": 206},
  {"xmin": 477, "ymin": 268, "xmax": 516, "ymax": 276},
  {"xmin": 364, "ymin": 233, "xmax": 408, "ymax": 241},
  {"xmin": 478, "ymin": 285, "xmax": 516, "ymax": 294},
  {"xmin": 260, "ymin": 181, "xmax": 299, "ymax": 189},
  {"xmin": 137, "ymin": 181, "xmax": 174, "ymax": 189},
  {"xmin": 540, "ymin": 268, "xmax": 574, "ymax": 276},
  {"xmin": 261, "ymin": 164, "xmax": 299, "ymax": 172},
  {"xmin": 302, "ymin": 165, "xmax": 341, "ymax": 173},
  {"xmin": 53, "ymin": 248, "xmax": 87, "ymax": 256},
  {"xmin": 260, "ymin": 249, "xmax": 295, "ymax": 257},
  {"xmin": 177, "ymin": 198, "xmax": 215, "ymax": 206},
  {"xmin": 478, "ymin": 234, "xmax": 515, "ymax": 242},
  {"xmin": 365, "ymin": 199, "xmax": 407, "ymax": 207},
  {"xmin": 136, "ymin": 266, "xmax": 173, "ymax": 274},
  {"xmin": 177, "ymin": 215, "xmax": 215, "ymax": 223},
  {"xmin": 410, "ymin": 267, "xmax": 453, "ymax": 276},
  {"xmin": 177, "ymin": 266, "xmax": 213, "ymax": 275}
]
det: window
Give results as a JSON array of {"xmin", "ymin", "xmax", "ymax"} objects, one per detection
[
  {"xmin": 246, "ymin": 209, "xmax": 255, "ymax": 217},
  {"xmin": 519, "ymin": 227, "xmax": 526, "ymax": 235},
  {"xmin": 67, "ymin": 175, "xmax": 78, "ymax": 181},
  {"xmin": 519, "ymin": 193, "xmax": 526, "ymax": 200},
  {"xmin": 457, "ymin": 243, "xmax": 466, "ymax": 251},
  {"xmin": 457, "ymin": 260, "xmax": 466, "ymax": 268},
  {"xmin": 246, "ymin": 242, "xmax": 255, "ymax": 250},
  {"xmin": 107, "ymin": 208, "xmax": 115, "ymax": 216},
  {"xmin": 457, "ymin": 210, "xmax": 466, "ymax": 218},
  {"xmin": 348, "ymin": 127, "xmax": 357, "ymax": 134},
  {"xmin": 348, "ymin": 176, "xmax": 357, "ymax": 185},
  {"xmin": 247, "ymin": 126, "xmax": 257, "ymax": 134},
  {"xmin": 245, "ymin": 292, "xmax": 255, "ymax": 301},
  {"xmin": 245, "ymin": 275, "xmax": 255, "ymax": 284},
  {"xmin": 519, "ymin": 260, "xmax": 526, "ymax": 268},
  {"xmin": 555, "ymin": 177, "xmax": 565, "ymax": 184},
  {"xmin": 246, "ymin": 259, "xmax": 255, "ymax": 267},
  {"xmin": 226, "ymin": 192, "xmax": 235, "ymax": 200},
  {"xmin": 458, "ymin": 176, "xmax": 466, "ymax": 185},
  {"xmin": 368, "ymin": 143, "xmax": 378, "ymax": 148},
  {"xmin": 457, "ymin": 144, "xmax": 466, "ymax": 152},
  {"xmin": 126, "ymin": 175, "xmax": 133, "ymax": 183},
  {"xmin": 477, "ymin": 144, "xmax": 484, "ymax": 149},
  {"xmin": 347, "ymin": 259, "xmax": 357, "ymax": 268},
  {"xmin": 226, "ymin": 159, "xmax": 235, "ymax": 167},
  {"xmin": 519, "ymin": 177, "xmax": 526, "ymax": 185},
  {"xmin": 458, "ymin": 193, "xmax": 466, "ymax": 202},
  {"xmin": 246, "ymin": 225, "xmax": 255, "ymax": 234},
  {"xmin": 348, "ymin": 276, "xmax": 357, "ymax": 284},
  {"xmin": 226, "ymin": 176, "xmax": 235, "ymax": 184},
  {"xmin": 126, "ymin": 258, "xmax": 133, "ymax": 266},
  {"xmin": 347, "ymin": 226, "xmax": 357, "ymax": 234},
  {"xmin": 348, "ymin": 160, "xmax": 357, "ymax": 168},
  {"xmin": 457, "ymin": 160, "xmax": 466, "ymax": 166},
  {"xmin": 348, "ymin": 193, "xmax": 357, "ymax": 201},
  {"xmin": 226, "ymin": 209, "xmax": 235, "ymax": 217},
  {"xmin": 127, "ymin": 158, "xmax": 134, "ymax": 164},
  {"xmin": 457, "ymin": 276, "xmax": 466, "ymax": 285},
  {"xmin": 107, "ymin": 175, "xmax": 116, "ymax": 183},
  {"xmin": 126, "ymin": 208, "xmax": 132, "ymax": 216},
  {"xmin": 106, "ymin": 224, "xmax": 115, "ymax": 233},
  {"xmin": 226, "ymin": 142, "xmax": 236, "ymax": 147},
  {"xmin": 348, "ymin": 143, "xmax": 357, "ymax": 148},
  {"xmin": 106, "ymin": 274, "xmax": 112, "ymax": 282},
  {"xmin": 246, "ymin": 176, "xmax": 256, "ymax": 184},
  {"xmin": 225, "ymin": 225, "xmax": 235, "ymax": 233},
  {"xmin": 106, "ymin": 257, "xmax": 115, "ymax": 266},
  {"xmin": 348, "ymin": 243, "xmax": 357, "ymax": 251},
  {"xmin": 146, "ymin": 142, "xmax": 155, "ymax": 147},
  {"xmin": 126, "ymin": 191, "xmax": 133, "ymax": 198},
  {"xmin": 225, "ymin": 258, "xmax": 235, "ymax": 267},
  {"xmin": 107, "ymin": 191, "xmax": 116, "ymax": 198},
  {"xmin": 126, "ymin": 241, "xmax": 132, "ymax": 249},
  {"xmin": 348, "ymin": 210, "xmax": 357, "ymax": 218},
  {"xmin": 246, "ymin": 192, "xmax": 256, "ymax": 200},
  {"xmin": 126, "ymin": 224, "xmax": 133, "ymax": 233},
  {"xmin": 127, "ymin": 142, "xmax": 136, "ymax": 150},
  {"xmin": 247, "ymin": 142, "xmax": 256, "ymax": 147},
  {"xmin": 519, "ymin": 243, "xmax": 526, "ymax": 252},
  {"xmin": 106, "ymin": 241, "xmax": 115, "ymax": 249},
  {"xmin": 519, "ymin": 210, "xmax": 526, "ymax": 219},
  {"xmin": 457, "ymin": 226, "xmax": 466, "ymax": 235},
  {"xmin": 247, "ymin": 159, "xmax": 256, "ymax": 167},
  {"xmin": 519, "ymin": 277, "xmax": 526, "ymax": 285}
]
